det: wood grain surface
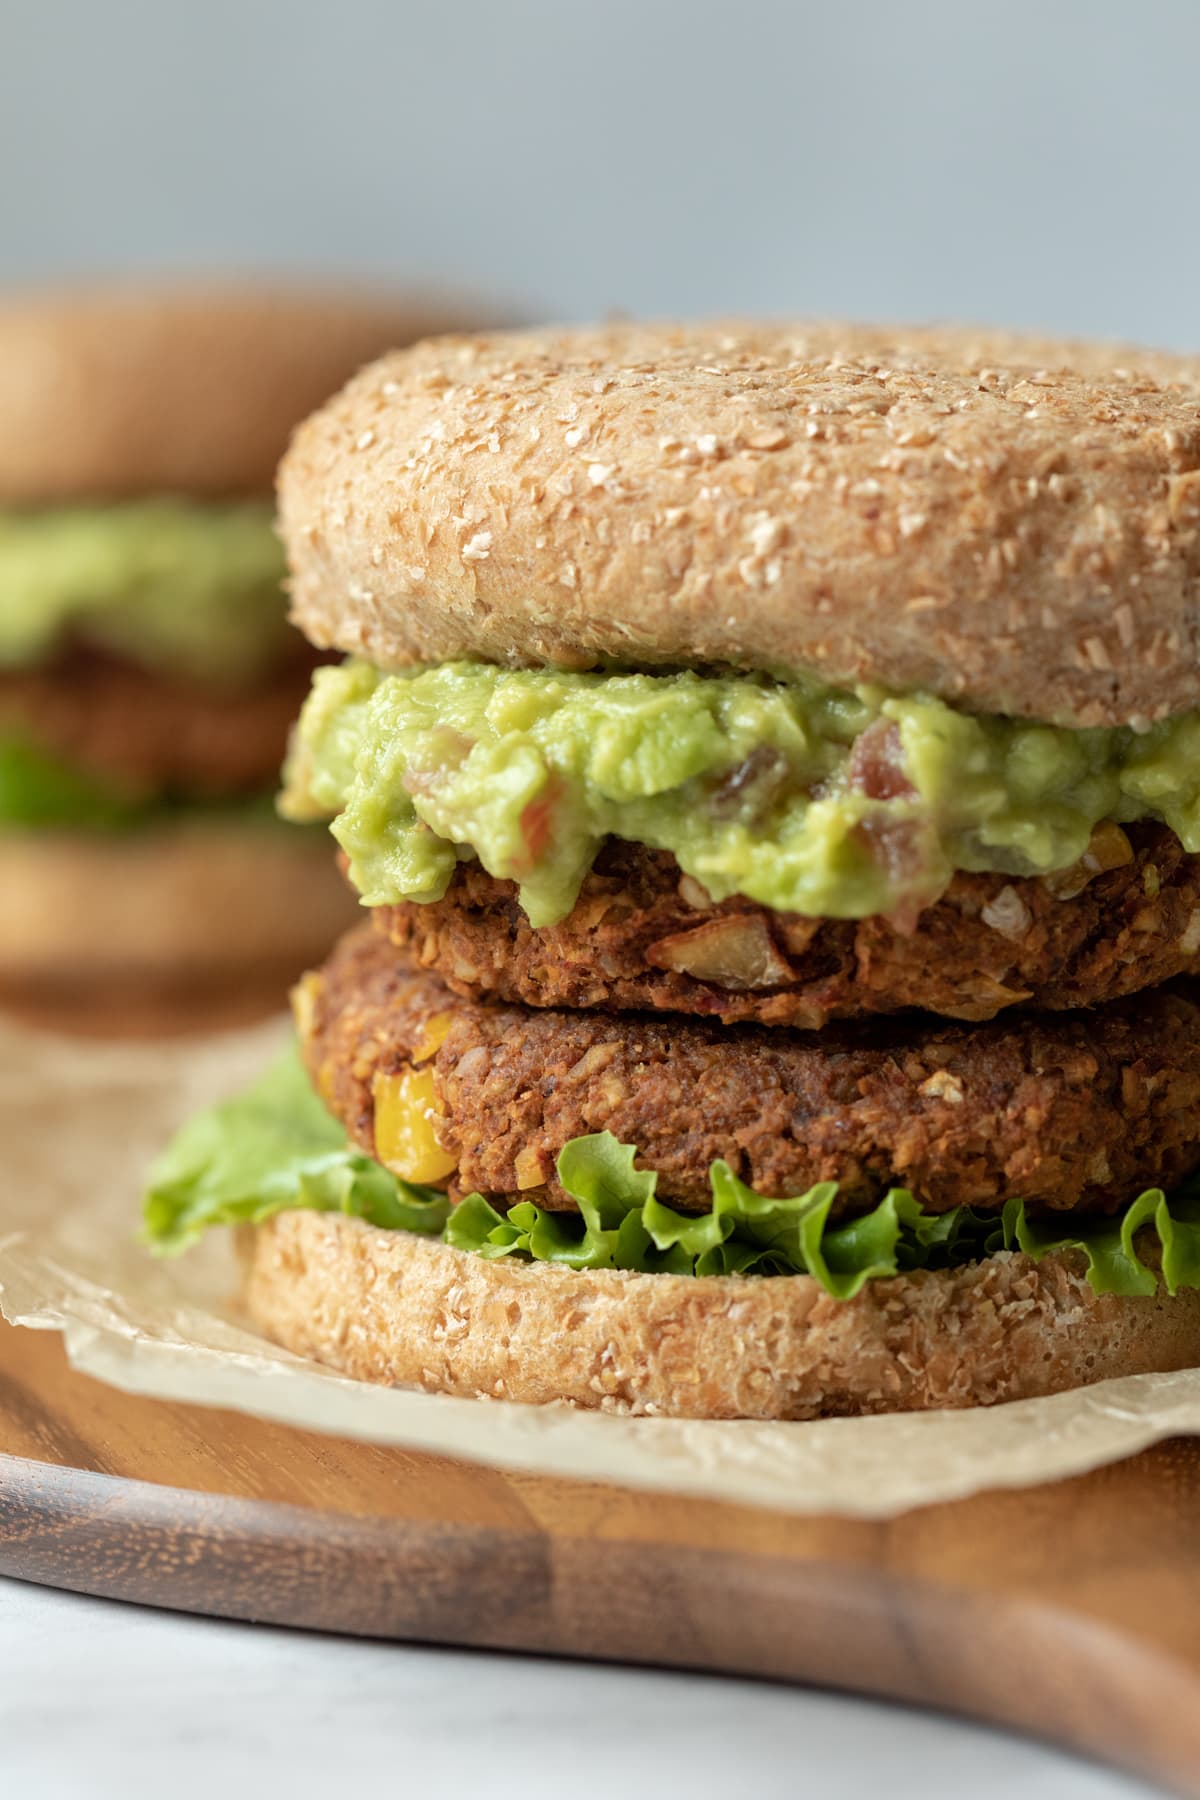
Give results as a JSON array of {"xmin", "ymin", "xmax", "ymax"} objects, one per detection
[{"xmin": 1, "ymin": 1319, "xmax": 1200, "ymax": 1794}]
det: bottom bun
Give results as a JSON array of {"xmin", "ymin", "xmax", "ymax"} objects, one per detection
[
  {"xmin": 240, "ymin": 1211, "xmax": 1200, "ymax": 1419},
  {"xmin": 0, "ymin": 822, "xmax": 356, "ymax": 993}
]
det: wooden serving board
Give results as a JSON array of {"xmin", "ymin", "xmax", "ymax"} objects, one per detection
[{"xmin": 2, "ymin": 1321, "xmax": 1200, "ymax": 1794}]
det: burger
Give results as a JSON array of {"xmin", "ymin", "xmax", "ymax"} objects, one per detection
[
  {"xmin": 145, "ymin": 322, "xmax": 1200, "ymax": 1419},
  {"xmin": 0, "ymin": 283, "xmax": 482, "ymax": 1020}
]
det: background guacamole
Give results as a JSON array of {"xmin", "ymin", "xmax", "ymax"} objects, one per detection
[{"xmin": 0, "ymin": 500, "xmax": 291, "ymax": 686}]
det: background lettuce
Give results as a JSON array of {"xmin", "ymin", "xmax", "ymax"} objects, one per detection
[
  {"xmin": 0, "ymin": 730, "xmax": 305, "ymax": 833},
  {"xmin": 144, "ymin": 1044, "xmax": 1200, "ymax": 1300},
  {"xmin": 0, "ymin": 732, "xmax": 148, "ymax": 829}
]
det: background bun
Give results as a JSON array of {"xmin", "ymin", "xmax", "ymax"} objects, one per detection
[
  {"xmin": 280, "ymin": 320, "xmax": 1200, "ymax": 727},
  {"xmin": 241, "ymin": 1209, "xmax": 1200, "ymax": 1419},
  {"xmin": 0, "ymin": 821, "xmax": 354, "ymax": 989},
  {"xmin": 0, "ymin": 283, "xmax": 496, "ymax": 502}
]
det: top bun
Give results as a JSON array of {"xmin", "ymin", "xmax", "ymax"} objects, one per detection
[
  {"xmin": 0, "ymin": 283, "xmax": 497, "ymax": 503},
  {"xmin": 279, "ymin": 320, "xmax": 1200, "ymax": 727}
]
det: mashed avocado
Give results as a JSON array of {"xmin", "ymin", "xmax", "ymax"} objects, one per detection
[
  {"xmin": 281, "ymin": 660, "xmax": 1200, "ymax": 925},
  {"xmin": 0, "ymin": 500, "xmax": 291, "ymax": 686}
]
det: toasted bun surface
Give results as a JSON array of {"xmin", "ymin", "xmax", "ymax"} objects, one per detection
[
  {"xmin": 0, "ymin": 283, "xmax": 493, "ymax": 502},
  {"xmin": 280, "ymin": 321, "xmax": 1200, "ymax": 727},
  {"xmin": 0, "ymin": 821, "xmax": 355, "ymax": 986},
  {"xmin": 240, "ymin": 1210, "xmax": 1200, "ymax": 1418}
]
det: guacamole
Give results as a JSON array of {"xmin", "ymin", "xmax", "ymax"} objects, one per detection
[
  {"xmin": 0, "ymin": 500, "xmax": 291, "ymax": 686},
  {"xmin": 281, "ymin": 660, "xmax": 1200, "ymax": 925}
]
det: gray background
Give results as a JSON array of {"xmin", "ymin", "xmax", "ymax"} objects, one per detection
[{"xmin": 1, "ymin": 0, "xmax": 1197, "ymax": 347}]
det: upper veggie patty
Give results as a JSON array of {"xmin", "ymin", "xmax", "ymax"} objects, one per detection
[{"xmin": 378, "ymin": 824, "xmax": 1200, "ymax": 1028}]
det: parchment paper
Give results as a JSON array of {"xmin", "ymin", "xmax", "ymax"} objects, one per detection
[{"xmin": 5, "ymin": 1014, "xmax": 1200, "ymax": 1519}]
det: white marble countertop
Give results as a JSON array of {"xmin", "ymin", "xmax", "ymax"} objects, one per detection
[{"xmin": 0, "ymin": 1577, "xmax": 1156, "ymax": 1800}]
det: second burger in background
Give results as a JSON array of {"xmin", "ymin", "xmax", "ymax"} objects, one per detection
[{"xmin": 0, "ymin": 284, "xmax": 489, "ymax": 1026}]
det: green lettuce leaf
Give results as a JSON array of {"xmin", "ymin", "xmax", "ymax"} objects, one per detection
[
  {"xmin": 143, "ymin": 1043, "xmax": 1200, "ymax": 1301},
  {"xmin": 998, "ymin": 1188, "xmax": 1200, "ymax": 1297},
  {"xmin": 143, "ymin": 1045, "xmax": 450, "ymax": 1253}
]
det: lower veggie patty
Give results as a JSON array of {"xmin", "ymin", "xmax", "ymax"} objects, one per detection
[
  {"xmin": 299, "ymin": 923, "xmax": 1200, "ymax": 1221},
  {"xmin": 378, "ymin": 824, "xmax": 1200, "ymax": 1029}
]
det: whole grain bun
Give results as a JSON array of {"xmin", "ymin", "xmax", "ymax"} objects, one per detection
[
  {"xmin": 279, "ymin": 320, "xmax": 1200, "ymax": 727},
  {"xmin": 0, "ymin": 283, "xmax": 497, "ymax": 502},
  {"xmin": 240, "ymin": 1209, "xmax": 1200, "ymax": 1419},
  {"xmin": 0, "ymin": 820, "xmax": 356, "ymax": 989}
]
